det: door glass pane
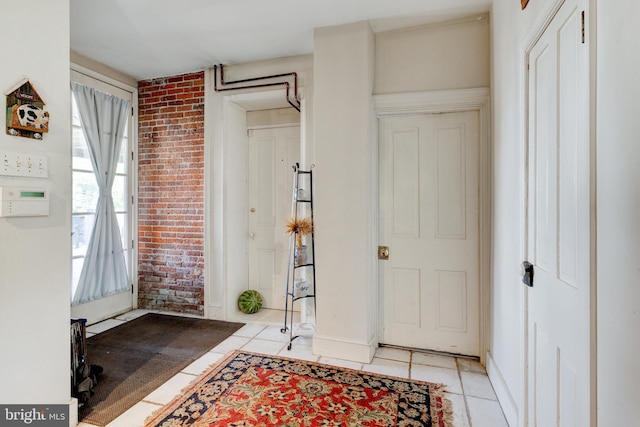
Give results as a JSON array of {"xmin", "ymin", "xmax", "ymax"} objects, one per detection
[
  {"xmin": 117, "ymin": 212, "xmax": 128, "ymax": 264},
  {"xmin": 112, "ymin": 175, "xmax": 127, "ymax": 212},
  {"xmin": 72, "ymin": 128, "xmax": 91, "ymax": 168},
  {"xmin": 71, "ymin": 257, "xmax": 84, "ymax": 299},
  {"xmin": 115, "ymin": 129, "xmax": 128, "ymax": 175},
  {"xmin": 72, "ymin": 171, "xmax": 98, "ymax": 213},
  {"xmin": 72, "ymin": 213, "xmax": 95, "ymax": 257}
]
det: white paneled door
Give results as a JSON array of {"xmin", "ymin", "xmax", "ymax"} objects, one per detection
[
  {"xmin": 379, "ymin": 111, "xmax": 480, "ymax": 356},
  {"xmin": 526, "ymin": 0, "xmax": 591, "ymax": 425},
  {"xmin": 248, "ymin": 126, "xmax": 300, "ymax": 310}
]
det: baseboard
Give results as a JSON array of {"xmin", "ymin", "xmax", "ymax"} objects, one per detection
[
  {"xmin": 69, "ymin": 398, "xmax": 78, "ymax": 427},
  {"xmin": 204, "ymin": 305, "xmax": 224, "ymax": 320},
  {"xmin": 312, "ymin": 335, "xmax": 376, "ymax": 363},
  {"xmin": 486, "ymin": 351, "xmax": 518, "ymax": 427}
]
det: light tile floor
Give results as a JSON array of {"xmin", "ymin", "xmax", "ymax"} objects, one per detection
[{"xmin": 78, "ymin": 309, "xmax": 509, "ymax": 427}]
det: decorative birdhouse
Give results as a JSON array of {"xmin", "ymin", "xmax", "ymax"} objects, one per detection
[{"xmin": 5, "ymin": 78, "xmax": 50, "ymax": 140}]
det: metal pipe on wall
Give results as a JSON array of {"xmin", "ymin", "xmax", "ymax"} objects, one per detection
[{"xmin": 213, "ymin": 64, "xmax": 301, "ymax": 112}]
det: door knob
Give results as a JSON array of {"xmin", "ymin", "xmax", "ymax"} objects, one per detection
[
  {"xmin": 248, "ymin": 232, "xmax": 255, "ymax": 240},
  {"xmin": 378, "ymin": 246, "xmax": 389, "ymax": 260}
]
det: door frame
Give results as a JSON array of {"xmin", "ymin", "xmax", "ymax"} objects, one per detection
[
  {"xmin": 373, "ymin": 87, "xmax": 491, "ymax": 365},
  {"xmin": 205, "ymin": 65, "xmax": 309, "ymax": 322},
  {"xmin": 520, "ymin": 0, "xmax": 597, "ymax": 425},
  {"xmin": 69, "ymin": 63, "xmax": 139, "ymax": 325}
]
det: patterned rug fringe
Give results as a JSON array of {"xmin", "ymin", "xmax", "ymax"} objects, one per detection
[{"xmin": 440, "ymin": 390, "xmax": 455, "ymax": 426}]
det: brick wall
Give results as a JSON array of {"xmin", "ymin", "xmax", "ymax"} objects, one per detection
[{"xmin": 137, "ymin": 71, "xmax": 205, "ymax": 315}]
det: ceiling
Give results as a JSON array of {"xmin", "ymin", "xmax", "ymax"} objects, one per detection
[{"xmin": 70, "ymin": 0, "xmax": 492, "ymax": 81}]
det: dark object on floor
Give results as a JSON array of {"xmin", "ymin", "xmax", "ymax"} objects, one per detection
[
  {"xmin": 71, "ymin": 318, "xmax": 101, "ymax": 405},
  {"xmin": 78, "ymin": 313, "xmax": 244, "ymax": 426},
  {"xmin": 73, "ymin": 363, "xmax": 104, "ymax": 405}
]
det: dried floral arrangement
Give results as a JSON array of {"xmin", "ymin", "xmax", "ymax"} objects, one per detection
[{"xmin": 285, "ymin": 217, "xmax": 313, "ymax": 247}]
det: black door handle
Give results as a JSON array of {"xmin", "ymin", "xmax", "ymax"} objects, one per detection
[{"xmin": 522, "ymin": 261, "xmax": 534, "ymax": 287}]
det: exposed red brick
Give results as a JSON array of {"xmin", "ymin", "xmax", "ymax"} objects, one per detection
[{"xmin": 137, "ymin": 70, "xmax": 205, "ymax": 315}]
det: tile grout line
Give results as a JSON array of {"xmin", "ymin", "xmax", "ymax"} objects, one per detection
[{"xmin": 456, "ymin": 358, "xmax": 474, "ymax": 427}]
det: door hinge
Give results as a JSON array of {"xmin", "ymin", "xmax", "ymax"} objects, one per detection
[
  {"xmin": 131, "ymin": 239, "xmax": 134, "ymax": 249},
  {"xmin": 131, "ymin": 284, "xmax": 134, "ymax": 294},
  {"xmin": 131, "ymin": 107, "xmax": 134, "ymax": 116},
  {"xmin": 131, "ymin": 195, "xmax": 134, "ymax": 205},
  {"xmin": 581, "ymin": 11, "xmax": 585, "ymax": 44}
]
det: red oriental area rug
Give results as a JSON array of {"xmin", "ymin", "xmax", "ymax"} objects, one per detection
[{"xmin": 145, "ymin": 350, "xmax": 453, "ymax": 427}]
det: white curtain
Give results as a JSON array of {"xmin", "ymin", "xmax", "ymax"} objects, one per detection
[{"xmin": 71, "ymin": 82, "xmax": 130, "ymax": 305}]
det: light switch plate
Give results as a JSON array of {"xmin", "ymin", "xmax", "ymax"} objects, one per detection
[{"xmin": 0, "ymin": 151, "xmax": 48, "ymax": 178}]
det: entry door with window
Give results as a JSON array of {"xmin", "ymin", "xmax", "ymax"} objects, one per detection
[
  {"xmin": 248, "ymin": 126, "xmax": 300, "ymax": 309},
  {"xmin": 526, "ymin": 1, "xmax": 591, "ymax": 425},
  {"xmin": 379, "ymin": 111, "xmax": 480, "ymax": 356},
  {"xmin": 70, "ymin": 69, "xmax": 135, "ymax": 322}
]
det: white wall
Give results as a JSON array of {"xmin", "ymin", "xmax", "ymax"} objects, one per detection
[
  {"xmin": 246, "ymin": 108, "xmax": 300, "ymax": 128},
  {"xmin": 70, "ymin": 51, "xmax": 138, "ymax": 89},
  {"xmin": 0, "ymin": 0, "xmax": 71, "ymax": 407},
  {"xmin": 312, "ymin": 21, "xmax": 377, "ymax": 363},
  {"xmin": 375, "ymin": 14, "xmax": 490, "ymax": 94},
  {"xmin": 488, "ymin": 1, "xmax": 530, "ymax": 424},
  {"xmin": 596, "ymin": 2, "xmax": 640, "ymax": 425}
]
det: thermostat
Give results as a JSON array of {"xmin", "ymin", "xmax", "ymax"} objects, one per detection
[{"xmin": 0, "ymin": 187, "xmax": 49, "ymax": 217}]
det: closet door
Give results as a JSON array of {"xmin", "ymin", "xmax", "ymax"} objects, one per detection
[
  {"xmin": 526, "ymin": 1, "xmax": 592, "ymax": 424},
  {"xmin": 379, "ymin": 111, "xmax": 480, "ymax": 356}
]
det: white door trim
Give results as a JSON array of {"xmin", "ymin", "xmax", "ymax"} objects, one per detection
[
  {"xmin": 204, "ymin": 66, "xmax": 308, "ymax": 322},
  {"xmin": 372, "ymin": 87, "xmax": 491, "ymax": 365}
]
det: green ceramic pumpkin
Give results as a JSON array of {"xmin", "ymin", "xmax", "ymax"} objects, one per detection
[{"xmin": 238, "ymin": 290, "xmax": 263, "ymax": 314}]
